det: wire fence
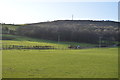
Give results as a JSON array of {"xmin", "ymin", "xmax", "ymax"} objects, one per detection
[{"xmin": 2, "ymin": 45, "xmax": 55, "ymax": 50}]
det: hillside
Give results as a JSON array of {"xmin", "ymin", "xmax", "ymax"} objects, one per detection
[
  {"xmin": 1, "ymin": 23, "xmax": 21, "ymax": 34},
  {"xmin": 2, "ymin": 34, "xmax": 96, "ymax": 49},
  {"xmin": 17, "ymin": 20, "xmax": 120, "ymax": 44}
]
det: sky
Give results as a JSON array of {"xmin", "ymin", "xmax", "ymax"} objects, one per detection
[{"xmin": 0, "ymin": 0, "xmax": 119, "ymax": 24}]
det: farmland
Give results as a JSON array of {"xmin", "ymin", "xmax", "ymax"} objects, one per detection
[
  {"xmin": 1, "ymin": 24, "xmax": 119, "ymax": 78},
  {"xmin": 2, "ymin": 47, "xmax": 118, "ymax": 78},
  {"xmin": 2, "ymin": 34, "xmax": 96, "ymax": 49}
]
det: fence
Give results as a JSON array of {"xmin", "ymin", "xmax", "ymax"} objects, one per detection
[{"xmin": 2, "ymin": 45, "xmax": 55, "ymax": 50}]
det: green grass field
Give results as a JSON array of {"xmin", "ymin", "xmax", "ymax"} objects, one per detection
[
  {"xmin": 2, "ymin": 34, "xmax": 118, "ymax": 78},
  {"xmin": 2, "ymin": 34, "xmax": 96, "ymax": 49},
  {"xmin": 2, "ymin": 48, "xmax": 118, "ymax": 78}
]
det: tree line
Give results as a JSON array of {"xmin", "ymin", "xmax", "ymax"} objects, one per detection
[{"xmin": 16, "ymin": 20, "xmax": 120, "ymax": 44}]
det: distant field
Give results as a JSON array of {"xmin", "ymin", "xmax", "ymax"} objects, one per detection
[
  {"xmin": 2, "ymin": 34, "xmax": 96, "ymax": 49},
  {"xmin": 2, "ymin": 48, "xmax": 118, "ymax": 78},
  {"xmin": 2, "ymin": 24, "xmax": 20, "ymax": 30}
]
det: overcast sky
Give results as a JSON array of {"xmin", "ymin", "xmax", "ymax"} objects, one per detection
[{"xmin": 0, "ymin": 0, "xmax": 119, "ymax": 24}]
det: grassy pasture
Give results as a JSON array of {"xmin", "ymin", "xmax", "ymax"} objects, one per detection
[
  {"xmin": 2, "ymin": 34, "xmax": 118, "ymax": 78},
  {"xmin": 2, "ymin": 40, "xmax": 68, "ymax": 49},
  {"xmin": 2, "ymin": 24, "xmax": 20, "ymax": 30},
  {"xmin": 2, "ymin": 34, "xmax": 96, "ymax": 49},
  {"xmin": 2, "ymin": 48, "xmax": 118, "ymax": 78}
]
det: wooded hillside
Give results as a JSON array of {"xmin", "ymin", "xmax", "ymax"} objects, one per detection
[{"xmin": 17, "ymin": 20, "xmax": 120, "ymax": 44}]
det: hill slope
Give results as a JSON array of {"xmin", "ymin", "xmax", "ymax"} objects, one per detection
[
  {"xmin": 2, "ymin": 34, "xmax": 96, "ymax": 49},
  {"xmin": 17, "ymin": 20, "xmax": 120, "ymax": 44}
]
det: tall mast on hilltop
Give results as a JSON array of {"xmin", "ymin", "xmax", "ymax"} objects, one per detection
[{"xmin": 72, "ymin": 14, "xmax": 73, "ymax": 20}]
